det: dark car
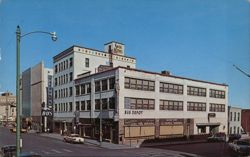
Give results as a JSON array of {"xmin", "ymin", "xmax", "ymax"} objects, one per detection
[
  {"xmin": 0, "ymin": 145, "xmax": 16, "ymax": 157},
  {"xmin": 207, "ymin": 132, "xmax": 226, "ymax": 142},
  {"xmin": 229, "ymin": 139, "xmax": 250, "ymax": 155},
  {"xmin": 228, "ymin": 134, "xmax": 241, "ymax": 142}
]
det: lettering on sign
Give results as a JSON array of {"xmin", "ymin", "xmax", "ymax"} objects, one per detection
[
  {"xmin": 125, "ymin": 110, "xmax": 143, "ymax": 115},
  {"xmin": 41, "ymin": 109, "xmax": 53, "ymax": 117}
]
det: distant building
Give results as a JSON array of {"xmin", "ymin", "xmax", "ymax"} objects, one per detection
[
  {"xmin": 0, "ymin": 92, "xmax": 16, "ymax": 123},
  {"xmin": 241, "ymin": 109, "xmax": 250, "ymax": 135},
  {"xmin": 53, "ymin": 41, "xmax": 228, "ymax": 144},
  {"xmin": 21, "ymin": 62, "xmax": 53, "ymax": 131},
  {"xmin": 228, "ymin": 106, "xmax": 242, "ymax": 135}
]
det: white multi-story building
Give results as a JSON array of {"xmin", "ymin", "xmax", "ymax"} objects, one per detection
[
  {"xmin": 53, "ymin": 41, "xmax": 228, "ymax": 144},
  {"xmin": 228, "ymin": 106, "xmax": 242, "ymax": 135},
  {"xmin": 21, "ymin": 62, "xmax": 53, "ymax": 131}
]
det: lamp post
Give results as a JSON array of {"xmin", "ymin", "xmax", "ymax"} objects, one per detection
[{"xmin": 16, "ymin": 25, "xmax": 57, "ymax": 157}]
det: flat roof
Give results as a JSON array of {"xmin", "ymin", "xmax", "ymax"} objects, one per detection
[
  {"xmin": 104, "ymin": 41, "xmax": 124, "ymax": 45},
  {"xmin": 75, "ymin": 66, "xmax": 228, "ymax": 87},
  {"xmin": 53, "ymin": 45, "xmax": 135, "ymax": 62}
]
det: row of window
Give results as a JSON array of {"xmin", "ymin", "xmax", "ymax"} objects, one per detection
[
  {"xmin": 210, "ymin": 89, "xmax": 225, "ymax": 99},
  {"xmin": 94, "ymin": 97, "xmax": 115, "ymax": 110},
  {"xmin": 124, "ymin": 78, "xmax": 226, "ymax": 99},
  {"xmin": 125, "ymin": 77, "xmax": 155, "ymax": 91},
  {"xmin": 124, "ymin": 98, "xmax": 225, "ymax": 112},
  {"xmin": 230, "ymin": 112, "xmax": 240, "ymax": 121},
  {"xmin": 160, "ymin": 100, "xmax": 183, "ymax": 111},
  {"xmin": 54, "ymin": 87, "xmax": 73, "ymax": 99},
  {"xmin": 55, "ymin": 57, "xmax": 73, "ymax": 74},
  {"xmin": 160, "ymin": 82, "xmax": 183, "ymax": 94},
  {"xmin": 94, "ymin": 77, "xmax": 115, "ymax": 92},
  {"xmin": 209, "ymin": 103, "xmax": 225, "ymax": 112},
  {"xmin": 54, "ymin": 98, "xmax": 116, "ymax": 112},
  {"xmin": 54, "ymin": 102, "xmax": 73, "ymax": 112},
  {"xmin": 75, "ymin": 83, "xmax": 91, "ymax": 96},
  {"xmin": 54, "ymin": 72, "xmax": 73, "ymax": 86},
  {"xmin": 124, "ymin": 97, "xmax": 155, "ymax": 110}
]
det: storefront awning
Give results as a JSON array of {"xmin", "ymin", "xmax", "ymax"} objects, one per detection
[{"xmin": 196, "ymin": 123, "xmax": 220, "ymax": 126}]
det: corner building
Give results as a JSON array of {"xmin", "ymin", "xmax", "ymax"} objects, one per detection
[{"xmin": 53, "ymin": 41, "xmax": 228, "ymax": 144}]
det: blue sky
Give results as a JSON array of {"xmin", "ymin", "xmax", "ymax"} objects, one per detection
[{"xmin": 0, "ymin": 0, "xmax": 249, "ymax": 109}]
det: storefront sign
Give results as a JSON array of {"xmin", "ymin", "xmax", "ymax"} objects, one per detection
[
  {"xmin": 41, "ymin": 109, "xmax": 53, "ymax": 117},
  {"xmin": 124, "ymin": 110, "xmax": 143, "ymax": 115},
  {"xmin": 124, "ymin": 119, "xmax": 155, "ymax": 126},
  {"xmin": 208, "ymin": 113, "xmax": 216, "ymax": 118},
  {"xmin": 160, "ymin": 119, "xmax": 184, "ymax": 125}
]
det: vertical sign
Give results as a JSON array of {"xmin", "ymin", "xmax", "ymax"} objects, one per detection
[{"xmin": 47, "ymin": 75, "xmax": 53, "ymax": 112}]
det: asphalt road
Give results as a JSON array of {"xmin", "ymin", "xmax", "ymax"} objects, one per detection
[
  {"xmin": 0, "ymin": 126, "xmax": 199, "ymax": 157},
  {"xmin": 148, "ymin": 142, "xmax": 247, "ymax": 157}
]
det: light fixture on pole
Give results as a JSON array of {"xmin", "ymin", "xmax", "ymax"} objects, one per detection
[{"xmin": 16, "ymin": 25, "xmax": 57, "ymax": 157}]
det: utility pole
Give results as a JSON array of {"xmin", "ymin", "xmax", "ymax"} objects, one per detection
[
  {"xmin": 5, "ymin": 92, "xmax": 9, "ymax": 125},
  {"xmin": 99, "ymin": 90, "xmax": 102, "ymax": 146},
  {"xmin": 233, "ymin": 64, "xmax": 250, "ymax": 78}
]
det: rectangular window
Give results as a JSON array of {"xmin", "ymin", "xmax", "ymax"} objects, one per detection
[
  {"xmin": 54, "ymin": 90, "xmax": 57, "ymax": 99},
  {"xmin": 81, "ymin": 101, "xmax": 85, "ymax": 111},
  {"xmin": 80, "ymin": 84, "xmax": 85, "ymax": 95},
  {"xmin": 187, "ymin": 86, "xmax": 206, "ymax": 97},
  {"xmin": 102, "ymin": 98, "xmax": 108, "ymax": 110},
  {"xmin": 69, "ymin": 72, "xmax": 73, "ymax": 82},
  {"xmin": 124, "ymin": 97, "xmax": 155, "ymax": 110},
  {"xmin": 54, "ymin": 78, "xmax": 57, "ymax": 86},
  {"xmin": 209, "ymin": 89, "xmax": 225, "ymax": 99},
  {"xmin": 69, "ymin": 57, "xmax": 73, "ymax": 67},
  {"xmin": 86, "ymin": 83, "xmax": 91, "ymax": 93},
  {"xmin": 69, "ymin": 102, "xmax": 73, "ymax": 112},
  {"xmin": 238, "ymin": 112, "xmax": 240, "ymax": 121},
  {"xmin": 109, "ymin": 77, "xmax": 115, "ymax": 90},
  {"xmin": 55, "ymin": 65, "xmax": 58, "ymax": 73},
  {"xmin": 234, "ymin": 112, "xmax": 236, "ymax": 121},
  {"xmin": 95, "ymin": 81, "xmax": 100, "ymax": 92},
  {"xmin": 230, "ymin": 112, "xmax": 232, "ymax": 121},
  {"xmin": 95, "ymin": 99, "xmax": 100, "ymax": 110},
  {"xmin": 209, "ymin": 103, "xmax": 225, "ymax": 112},
  {"xmin": 159, "ymin": 82, "xmax": 183, "ymax": 94},
  {"xmin": 69, "ymin": 87, "xmax": 73, "ymax": 96},
  {"xmin": 187, "ymin": 102, "xmax": 206, "ymax": 111},
  {"xmin": 54, "ymin": 104, "xmax": 57, "ymax": 112},
  {"xmin": 160, "ymin": 100, "xmax": 183, "ymax": 111},
  {"xmin": 109, "ymin": 97, "xmax": 115, "ymax": 109},
  {"xmin": 124, "ymin": 77, "xmax": 155, "ymax": 91},
  {"xmin": 85, "ymin": 58, "xmax": 89, "ymax": 67},
  {"xmin": 87, "ymin": 100, "xmax": 91, "ymax": 110},
  {"xmin": 101, "ymin": 79, "xmax": 108, "ymax": 91},
  {"xmin": 76, "ymin": 101, "xmax": 80, "ymax": 111},
  {"xmin": 75, "ymin": 85, "xmax": 80, "ymax": 96}
]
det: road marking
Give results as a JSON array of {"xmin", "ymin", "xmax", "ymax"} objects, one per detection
[
  {"xmin": 51, "ymin": 149, "xmax": 62, "ymax": 153},
  {"xmin": 41, "ymin": 150, "xmax": 51, "ymax": 154},
  {"xmin": 62, "ymin": 148, "xmax": 72, "ymax": 152}
]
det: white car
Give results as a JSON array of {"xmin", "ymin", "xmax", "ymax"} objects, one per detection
[
  {"xmin": 229, "ymin": 139, "xmax": 250, "ymax": 155},
  {"xmin": 63, "ymin": 134, "xmax": 84, "ymax": 144}
]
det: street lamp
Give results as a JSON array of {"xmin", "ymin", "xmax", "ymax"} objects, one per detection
[{"xmin": 16, "ymin": 25, "xmax": 57, "ymax": 157}]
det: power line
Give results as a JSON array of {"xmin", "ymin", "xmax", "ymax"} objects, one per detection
[{"xmin": 233, "ymin": 64, "xmax": 250, "ymax": 78}]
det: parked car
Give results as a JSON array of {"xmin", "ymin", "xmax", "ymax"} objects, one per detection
[
  {"xmin": 63, "ymin": 134, "xmax": 84, "ymax": 144},
  {"xmin": 0, "ymin": 145, "xmax": 16, "ymax": 157},
  {"xmin": 207, "ymin": 133, "xmax": 226, "ymax": 142},
  {"xmin": 228, "ymin": 134, "xmax": 241, "ymax": 142},
  {"xmin": 10, "ymin": 128, "xmax": 27, "ymax": 133},
  {"xmin": 229, "ymin": 139, "xmax": 250, "ymax": 155}
]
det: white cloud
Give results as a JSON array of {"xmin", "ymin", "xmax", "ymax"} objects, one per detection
[{"xmin": 247, "ymin": 0, "xmax": 250, "ymax": 3}]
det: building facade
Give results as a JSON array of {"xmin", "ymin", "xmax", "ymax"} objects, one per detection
[
  {"xmin": 241, "ymin": 109, "xmax": 250, "ymax": 135},
  {"xmin": 21, "ymin": 62, "xmax": 53, "ymax": 131},
  {"xmin": 53, "ymin": 42, "xmax": 228, "ymax": 144},
  {"xmin": 0, "ymin": 92, "xmax": 16, "ymax": 123},
  {"xmin": 228, "ymin": 106, "xmax": 242, "ymax": 135}
]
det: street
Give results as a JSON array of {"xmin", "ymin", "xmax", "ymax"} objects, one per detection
[
  {"xmin": 147, "ymin": 142, "xmax": 249, "ymax": 157},
  {"xmin": 0, "ymin": 127, "xmax": 198, "ymax": 157}
]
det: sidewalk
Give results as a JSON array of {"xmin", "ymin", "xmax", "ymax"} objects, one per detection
[
  {"xmin": 141, "ymin": 139, "xmax": 207, "ymax": 147},
  {"xmin": 39, "ymin": 133, "xmax": 138, "ymax": 149}
]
